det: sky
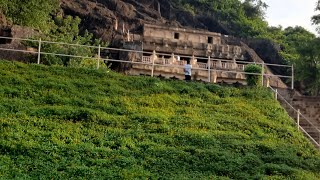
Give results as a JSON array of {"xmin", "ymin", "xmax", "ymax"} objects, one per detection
[{"xmin": 264, "ymin": 0, "xmax": 318, "ymax": 34}]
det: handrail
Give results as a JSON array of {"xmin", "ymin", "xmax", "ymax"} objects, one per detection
[
  {"xmin": 0, "ymin": 36, "xmax": 292, "ymax": 68},
  {"xmin": 0, "ymin": 35, "xmax": 293, "ymax": 84},
  {"xmin": 300, "ymin": 125, "xmax": 320, "ymax": 148},
  {"xmin": 269, "ymin": 86, "xmax": 320, "ymax": 148},
  {"xmin": 0, "ymin": 46, "xmax": 277, "ymax": 76},
  {"xmin": 0, "ymin": 47, "xmax": 38, "ymax": 54},
  {"xmin": 0, "ymin": 36, "xmax": 39, "ymax": 42},
  {"xmin": 270, "ymin": 87, "xmax": 320, "ymax": 133}
]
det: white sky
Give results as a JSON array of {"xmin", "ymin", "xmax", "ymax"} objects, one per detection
[{"xmin": 264, "ymin": 0, "xmax": 318, "ymax": 34}]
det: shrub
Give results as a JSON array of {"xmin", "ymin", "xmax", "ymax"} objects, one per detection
[
  {"xmin": 69, "ymin": 58, "xmax": 109, "ymax": 70},
  {"xmin": 244, "ymin": 64, "xmax": 262, "ymax": 86},
  {"xmin": 0, "ymin": 0, "xmax": 59, "ymax": 32},
  {"xmin": 25, "ymin": 16, "xmax": 108, "ymax": 67}
]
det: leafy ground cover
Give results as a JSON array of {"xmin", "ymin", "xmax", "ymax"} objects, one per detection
[{"xmin": 0, "ymin": 60, "xmax": 320, "ymax": 179}]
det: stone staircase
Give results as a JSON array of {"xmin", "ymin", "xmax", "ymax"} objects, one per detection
[
  {"xmin": 271, "ymin": 87, "xmax": 320, "ymax": 149},
  {"xmin": 292, "ymin": 96, "xmax": 320, "ymax": 145}
]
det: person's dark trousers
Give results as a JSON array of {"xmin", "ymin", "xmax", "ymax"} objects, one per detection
[{"xmin": 185, "ymin": 75, "xmax": 191, "ymax": 81}]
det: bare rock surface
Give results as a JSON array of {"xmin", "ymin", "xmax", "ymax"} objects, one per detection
[{"xmin": 60, "ymin": 0, "xmax": 228, "ymax": 42}]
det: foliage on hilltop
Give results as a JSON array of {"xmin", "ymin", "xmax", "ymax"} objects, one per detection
[
  {"xmin": 294, "ymin": 0, "xmax": 320, "ymax": 95},
  {"xmin": 0, "ymin": 0, "xmax": 59, "ymax": 32},
  {"xmin": 1, "ymin": 60, "xmax": 320, "ymax": 179},
  {"xmin": 174, "ymin": 0, "xmax": 268, "ymax": 37}
]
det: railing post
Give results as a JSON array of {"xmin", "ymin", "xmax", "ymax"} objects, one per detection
[
  {"xmin": 291, "ymin": 64, "xmax": 294, "ymax": 90},
  {"xmin": 37, "ymin": 38, "xmax": 42, "ymax": 64},
  {"xmin": 297, "ymin": 109, "xmax": 300, "ymax": 130},
  {"xmin": 151, "ymin": 50, "xmax": 155, "ymax": 77},
  {"xmin": 261, "ymin": 62, "xmax": 265, "ymax": 86},
  {"xmin": 266, "ymin": 76, "xmax": 270, "ymax": 87},
  {"xmin": 208, "ymin": 56, "xmax": 211, "ymax": 83},
  {"xmin": 97, "ymin": 45, "xmax": 101, "ymax": 69},
  {"xmin": 275, "ymin": 89, "xmax": 278, "ymax": 100}
]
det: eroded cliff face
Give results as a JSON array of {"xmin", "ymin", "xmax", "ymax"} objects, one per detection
[
  {"xmin": 60, "ymin": 0, "xmax": 164, "ymax": 41},
  {"xmin": 60, "ymin": 0, "xmax": 228, "ymax": 42}
]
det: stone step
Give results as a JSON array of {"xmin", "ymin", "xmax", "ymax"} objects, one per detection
[
  {"xmin": 301, "ymin": 126, "xmax": 320, "ymax": 132},
  {"xmin": 300, "ymin": 127, "xmax": 320, "ymax": 141},
  {"xmin": 299, "ymin": 120, "xmax": 320, "ymax": 127}
]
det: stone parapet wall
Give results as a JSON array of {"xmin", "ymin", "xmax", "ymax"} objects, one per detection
[{"xmin": 127, "ymin": 63, "xmax": 246, "ymax": 84}]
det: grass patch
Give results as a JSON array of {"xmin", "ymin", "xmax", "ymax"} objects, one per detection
[{"xmin": 0, "ymin": 60, "xmax": 320, "ymax": 179}]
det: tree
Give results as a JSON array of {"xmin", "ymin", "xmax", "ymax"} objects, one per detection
[
  {"xmin": 241, "ymin": 0, "xmax": 268, "ymax": 19},
  {"xmin": 0, "ymin": 0, "xmax": 59, "ymax": 32},
  {"xmin": 38, "ymin": 16, "xmax": 104, "ymax": 67},
  {"xmin": 312, "ymin": 0, "xmax": 320, "ymax": 32},
  {"xmin": 287, "ymin": 1, "xmax": 320, "ymax": 95},
  {"xmin": 172, "ymin": 0, "xmax": 269, "ymax": 37},
  {"xmin": 280, "ymin": 26, "xmax": 316, "ymax": 62},
  {"xmin": 295, "ymin": 38, "xmax": 320, "ymax": 95}
]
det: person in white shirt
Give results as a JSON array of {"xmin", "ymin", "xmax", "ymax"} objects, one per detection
[{"xmin": 184, "ymin": 60, "xmax": 192, "ymax": 81}]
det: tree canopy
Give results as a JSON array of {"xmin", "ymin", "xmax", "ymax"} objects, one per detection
[
  {"xmin": 0, "ymin": 0, "xmax": 59, "ymax": 32},
  {"xmin": 312, "ymin": 0, "xmax": 320, "ymax": 32},
  {"xmin": 174, "ymin": 0, "xmax": 269, "ymax": 37},
  {"xmin": 291, "ymin": 0, "xmax": 320, "ymax": 95}
]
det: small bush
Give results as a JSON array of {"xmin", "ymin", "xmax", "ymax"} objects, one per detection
[
  {"xmin": 205, "ymin": 84, "xmax": 222, "ymax": 93},
  {"xmin": 244, "ymin": 64, "xmax": 262, "ymax": 86}
]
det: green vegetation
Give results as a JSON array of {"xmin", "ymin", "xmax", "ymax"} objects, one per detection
[
  {"xmin": 1, "ymin": 60, "xmax": 320, "ymax": 179},
  {"xmin": 292, "ymin": 0, "xmax": 320, "ymax": 95},
  {"xmin": 244, "ymin": 64, "xmax": 262, "ymax": 86},
  {"xmin": 174, "ymin": 0, "xmax": 268, "ymax": 37},
  {"xmin": 34, "ymin": 15, "xmax": 105, "ymax": 67},
  {"xmin": 294, "ymin": 38, "xmax": 320, "ymax": 95},
  {"xmin": 264, "ymin": 26, "xmax": 315, "ymax": 62},
  {"xmin": 0, "ymin": 0, "xmax": 59, "ymax": 32},
  {"xmin": 0, "ymin": 0, "xmax": 103, "ymax": 67}
]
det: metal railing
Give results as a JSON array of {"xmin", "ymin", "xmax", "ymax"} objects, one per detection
[
  {"xmin": 269, "ymin": 86, "xmax": 320, "ymax": 149},
  {"xmin": 0, "ymin": 36, "xmax": 293, "ymax": 86}
]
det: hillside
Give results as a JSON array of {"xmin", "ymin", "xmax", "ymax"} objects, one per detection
[{"xmin": 1, "ymin": 60, "xmax": 320, "ymax": 179}]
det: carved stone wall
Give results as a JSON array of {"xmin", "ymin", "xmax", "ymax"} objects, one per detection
[
  {"xmin": 143, "ymin": 24, "xmax": 222, "ymax": 45},
  {"xmin": 142, "ymin": 24, "xmax": 246, "ymax": 61}
]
